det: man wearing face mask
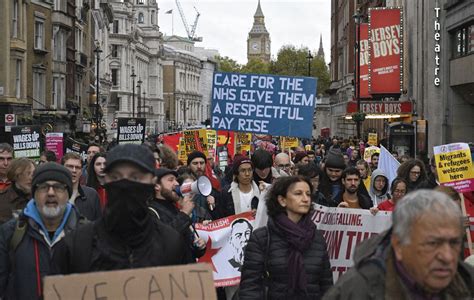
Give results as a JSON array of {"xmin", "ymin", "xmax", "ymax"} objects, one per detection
[{"xmin": 52, "ymin": 144, "xmax": 186, "ymax": 274}]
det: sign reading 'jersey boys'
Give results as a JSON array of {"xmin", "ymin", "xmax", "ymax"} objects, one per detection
[
  {"xmin": 116, "ymin": 118, "xmax": 146, "ymax": 145},
  {"xmin": 211, "ymin": 72, "xmax": 317, "ymax": 138}
]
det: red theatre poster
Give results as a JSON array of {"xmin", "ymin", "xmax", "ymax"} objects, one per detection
[
  {"xmin": 369, "ymin": 8, "xmax": 403, "ymax": 95},
  {"xmin": 358, "ymin": 23, "xmax": 371, "ymax": 99}
]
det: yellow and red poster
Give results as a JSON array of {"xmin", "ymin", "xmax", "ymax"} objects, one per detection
[
  {"xmin": 235, "ymin": 133, "xmax": 252, "ymax": 155},
  {"xmin": 183, "ymin": 129, "xmax": 209, "ymax": 157},
  {"xmin": 281, "ymin": 136, "xmax": 299, "ymax": 150},
  {"xmin": 207, "ymin": 130, "xmax": 217, "ymax": 161},
  {"xmin": 434, "ymin": 143, "xmax": 474, "ymax": 193}
]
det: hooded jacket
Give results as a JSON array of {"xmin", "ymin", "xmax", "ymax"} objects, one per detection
[
  {"xmin": 369, "ymin": 169, "xmax": 390, "ymax": 207},
  {"xmin": 0, "ymin": 200, "xmax": 82, "ymax": 300}
]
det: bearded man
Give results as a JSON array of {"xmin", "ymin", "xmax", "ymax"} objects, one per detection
[{"xmin": 150, "ymin": 168, "xmax": 206, "ymax": 262}]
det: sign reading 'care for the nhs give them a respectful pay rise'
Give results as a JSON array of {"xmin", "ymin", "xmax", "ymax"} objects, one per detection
[{"xmin": 211, "ymin": 72, "xmax": 317, "ymax": 138}]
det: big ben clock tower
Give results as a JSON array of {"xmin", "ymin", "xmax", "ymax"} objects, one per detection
[{"xmin": 247, "ymin": 0, "xmax": 271, "ymax": 63}]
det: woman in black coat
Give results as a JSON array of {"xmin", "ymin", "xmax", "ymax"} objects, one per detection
[{"xmin": 239, "ymin": 176, "xmax": 333, "ymax": 300}]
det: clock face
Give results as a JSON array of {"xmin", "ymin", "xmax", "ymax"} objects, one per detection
[{"xmin": 252, "ymin": 42, "xmax": 259, "ymax": 51}]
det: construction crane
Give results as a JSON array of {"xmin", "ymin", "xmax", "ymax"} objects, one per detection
[{"xmin": 175, "ymin": 0, "xmax": 202, "ymax": 42}]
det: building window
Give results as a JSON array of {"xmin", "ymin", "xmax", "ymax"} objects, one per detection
[
  {"xmin": 75, "ymin": 73, "xmax": 83, "ymax": 104},
  {"xmin": 15, "ymin": 60, "xmax": 22, "ymax": 99},
  {"xmin": 54, "ymin": 0, "xmax": 65, "ymax": 11},
  {"xmin": 52, "ymin": 75, "xmax": 65, "ymax": 109},
  {"xmin": 113, "ymin": 20, "xmax": 119, "ymax": 33},
  {"xmin": 138, "ymin": 13, "xmax": 144, "ymax": 24},
  {"xmin": 111, "ymin": 69, "xmax": 119, "ymax": 86},
  {"xmin": 34, "ymin": 19, "xmax": 45, "ymax": 50},
  {"xmin": 452, "ymin": 23, "xmax": 474, "ymax": 58},
  {"xmin": 137, "ymin": 0, "xmax": 144, "ymax": 4},
  {"xmin": 75, "ymin": 28, "xmax": 84, "ymax": 53},
  {"xmin": 53, "ymin": 27, "xmax": 66, "ymax": 62},
  {"xmin": 151, "ymin": 11, "xmax": 155, "ymax": 24},
  {"xmin": 12, "ymin": 0, "xmax": 19, "ymax": 38},
  {"xmin": 33, "ymin": 70, "xmax": 45, "ymax": 109},
  {"xmin": 111, "ymin": 45, "xmax": 119, "ymax": 58}
]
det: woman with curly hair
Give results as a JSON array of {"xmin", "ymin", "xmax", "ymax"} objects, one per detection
[
  {"xmin": 239, "ymin": 175, "xmax": 333, "ymax": 299},
  {"xmin": 86, "ymin": 152, "xmax": 107, "ymax": 209},
  {"xmin": 396, "ymin": 158, "xmax": 427, "ymax": 192}
]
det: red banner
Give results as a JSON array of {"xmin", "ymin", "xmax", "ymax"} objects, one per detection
[
  {"xmin": 358, "ymin": 23, "xmax": 371, "ymax": 99},
  {"xmin": 369, "ymin": 8, "xmax": 402, "ymax": 95}
]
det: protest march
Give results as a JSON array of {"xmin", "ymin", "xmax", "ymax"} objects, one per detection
[{"xmin": 0, "ymin": 71, "xmax": 473, "ymax": 299}]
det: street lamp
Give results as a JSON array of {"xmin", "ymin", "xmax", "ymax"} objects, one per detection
[
  {"xmin": 353, "ymin": 9, "xmax": 363, "ymax": 138},
  {"xmin": 137, "ymin": 78, "xmax": 142, "ymax": 117},
  {"xmin": 94, "ymin": 44, "xmax": 102, "ymax": 125},
  {"xmin": 306, "ymin": 50, "xmax": 313, "ymax": 77},
  {"xmin": 131, "ymin": 67, "xmax": 136, "ymax": 118},
  {"xmin": 142, "ymin": 91, "xmax": 146, "ymax": 117}
]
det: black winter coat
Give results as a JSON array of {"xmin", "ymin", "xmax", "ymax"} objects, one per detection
[
  {"xmin": 239, "ymin": 218, "xmax": 333, "ymax": 300},
  {"xmin": 0, "ymin": 210, "xmax": 83, "ymax": 300},
  {"xmin": 73, "ymin": 185, "xmax": 102, "ymax": 221},
  {"xmin": 216, "ymin": 184, "xmax": 259, "ymax": 219},
  {"xmin": 148, "ymin": 198, "xmax": 205, "ymax": 262},
  {"xmin": 52, "ymin": 216, "xmax": 187, "ymax": 274}
]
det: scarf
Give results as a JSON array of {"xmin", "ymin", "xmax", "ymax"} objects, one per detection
[{"xmin": 274, "ymin": 213, "xmax": 316, "ymax": 294}]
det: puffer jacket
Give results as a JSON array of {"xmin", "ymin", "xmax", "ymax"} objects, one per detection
[
  {"xmin": 239, "ymin": 217, "xmax": 333, "ymax": 300},
  {"xmin": 0, "ymin": 200, "xmax": 83, "ymax": 300},
  {"xmin": 369, "ymin": 169, "xmax": 390, "ymax": 207},
  {"xmin": 323, "ymin": 229, "xmax": 474, "ymax": 299}
]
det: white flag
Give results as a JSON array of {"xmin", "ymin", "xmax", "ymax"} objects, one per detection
[{"xmin": 378, "ymin": 145, "xmax": 400, "ymax": 186}]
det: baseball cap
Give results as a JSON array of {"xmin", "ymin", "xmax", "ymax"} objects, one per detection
[{"xmin": 104, "ymin": 144, "xmax": 155, "ymax": 174}]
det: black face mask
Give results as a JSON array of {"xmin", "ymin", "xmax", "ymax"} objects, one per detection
[{"xmin": 103, "ymin": 179, "xmax": 155, "ymax": 246}]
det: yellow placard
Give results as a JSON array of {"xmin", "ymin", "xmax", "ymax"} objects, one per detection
[
  {"xmin": 236, "ymin": 133, "xmax": 252, "ymax": 154},
  {"xmin": 367, "ymin": 133, "xmax": 378, "ymax": 146},
  {"xmin": 363, "ymin": 146, "xmax": 380, "ymax": 163},
  {"xmin": 206, "ymin": 130, "xmax": 217, "ymax": 160},
  {"xmin": 433, "ymin": 143, "xmax": 474, "ymax": 192},
  {"xmin": 281, "ymin": 137, "xmax": 299, "ymax": 150},
  {"xmin": 178, "ymin": 137, "xmax": 187, "ymax": 164},
  {"xmin": 183, "ymin": 129, "xmax": 209, "ymax": 157}
]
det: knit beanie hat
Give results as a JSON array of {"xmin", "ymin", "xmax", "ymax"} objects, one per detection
[
  {"xmin": 187, "ymin": 151, "xmax": 207, "ymax": 166},
  {"xmin": 232, "ymin": 156, "xmax": 253, "ymax": 175},
  {"xmin": 32, "ymin": 162, "xmax": 73, "ymax": 197},
  {"xmin": 325, "ymin": 149, "xmax": 346, "ymax": 170}
]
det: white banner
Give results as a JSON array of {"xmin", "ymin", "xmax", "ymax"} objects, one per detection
[
  {"xmin": 311, "ymin": 205, "xmax": 392, "ymax": 282},
  {"xmin": 195, "ymin": 212, "xmax": 255, "ymax": 287}
]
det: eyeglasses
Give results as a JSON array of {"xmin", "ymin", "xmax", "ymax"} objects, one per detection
[
  {"xmin": 277, "ymin": 164, "xmax": 291, "ymax": 169},
  {"xmin": 36, "ymin": 183, "xmax": 68, "ymax": 194}
]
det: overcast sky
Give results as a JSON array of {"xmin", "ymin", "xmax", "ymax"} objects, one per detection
[{"xmin": 158, "ymin": 0, "xmax": 331, "ymax": 65}]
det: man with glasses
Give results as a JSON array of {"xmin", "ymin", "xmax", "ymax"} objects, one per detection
[
  {"xmin": 61, "ymin": 152, "xmax": 102, "ymax": 221},
  {"xmin": 324, "ymin": 190, "xmax": 474, "ymax": 299},
  {"xmin": 0, "ymin": 163, "xmax": 84, "ymax": 299},
  {"xmin": 274, "ymin": 152, "xmax": 292, "ymax": 176},
  {"xmin": 0, "ymin": 143, "xmax": 14, "ymax": 192}
]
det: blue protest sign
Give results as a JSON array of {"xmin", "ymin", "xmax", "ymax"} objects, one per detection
[{"xmin": 211, "ymin": 72, "xmax": 317, "ymax": 138}]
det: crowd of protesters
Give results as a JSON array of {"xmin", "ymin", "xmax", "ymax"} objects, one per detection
[{"xmin": 0, "ymin": 135, "xmax": 472, "ymax": 299}]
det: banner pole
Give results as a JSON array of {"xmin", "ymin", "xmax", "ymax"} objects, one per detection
[{"xmin": 460, "ymin": 193, "xmax": 473, "ymax": 256}]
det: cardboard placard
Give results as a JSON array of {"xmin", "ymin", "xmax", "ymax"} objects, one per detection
[{"xmin": 43, "ymin": 263, "xmax": 216, "ymax": 300}]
